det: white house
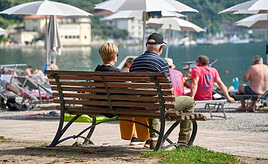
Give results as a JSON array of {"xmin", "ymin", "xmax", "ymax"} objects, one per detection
[
  {"xmin": 10, "ymin": 31, "xmax": 39, "ymax": 45},
  {"xmin": 11, "ymin": 15, "xmax": 91, "ymax": 46},
  {"xmin": 95, "ymin": 10, "xmax": 143, "ymax": 40}
]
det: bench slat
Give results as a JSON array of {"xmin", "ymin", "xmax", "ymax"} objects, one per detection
[
  {"xmin": 52, "ymin": 93, "xmax": 175, "ymax": 102},
  {"xmin": 48, "ymin": 75, "xmax": 170, "ymax": 83},
  {"xmin": 50, "ymin": 81, "xmax": 172, "ymax": 89},
  {"xmin": 46, "ymin": 71, "xmax": 168, "ymax": 77},
  {"xmin": 64, "ymin": 106, "xmax": 206, "ymax": 121},
  {"xmin": 51, "ymin": 87, "xmax": 173, "ymax": 96},
  {"xmin": 53, "ymin": 99, "xmax": 175, "ymax": 109}
]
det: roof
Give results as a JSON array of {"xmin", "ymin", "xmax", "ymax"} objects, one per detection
[{"xmin": 94, "ymin": 10, "xmax": 114, "ymax": 16}]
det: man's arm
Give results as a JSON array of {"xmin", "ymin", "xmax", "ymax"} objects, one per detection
[
  {"xmin": 183, "ymin": 78, "xmax": 191, "ymax": 89},
  {"xmin": 215, "ymin": 77, "xmax": 235, "ymax": 103},
  {"xmin": 243, "ymin": 67, "xmax": 252, "ymax": 82},
  {"xmin": 190, "ymin": 77, "xmax": 199, "ymax": 98}
]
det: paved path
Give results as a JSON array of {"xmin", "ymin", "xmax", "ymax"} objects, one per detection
[{"xmin": 1, "ymin": 119, "xmax": 267, "ymax": 158}]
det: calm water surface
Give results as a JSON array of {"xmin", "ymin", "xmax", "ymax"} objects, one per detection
[{"xmin": 0, "ymin": 42, "xmax": 266, "ymax": 86}]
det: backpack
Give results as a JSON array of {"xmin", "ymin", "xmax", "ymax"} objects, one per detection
[{"xmin": 6, "ymin": 97, "xmax": 20, "ymax": 111}]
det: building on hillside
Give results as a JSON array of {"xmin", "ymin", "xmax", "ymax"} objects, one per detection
[
  {"xmin": 10, "ymin": 31, "xmax": 39, "ymax": 45},
  {"xmin": 95, "ymin": 11, "xmax": 143, "ymax": 40},
  {"xmin": 10, "ymin": 15, "xmax": 91, "ymax": 46}
]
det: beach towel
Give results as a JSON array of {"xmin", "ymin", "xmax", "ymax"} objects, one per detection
[{"xmin": 64, "ymin": 114, "xmax": 117, "ymax": 123}]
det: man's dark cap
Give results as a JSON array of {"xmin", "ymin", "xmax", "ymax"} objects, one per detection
[{"xmin": 147, "ymin": 33, "xmax": 167, "ymax": 45}]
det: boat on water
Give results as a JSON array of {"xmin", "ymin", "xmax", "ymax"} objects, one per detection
[{"xmin": 181, "ymin": 59, "xmax": 217, "ymax": 70}]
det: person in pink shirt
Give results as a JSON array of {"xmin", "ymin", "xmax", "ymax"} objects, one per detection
[
  {"xmin": 190, "ymin": 55, "xmax": 234, "ymax": 103},
  {"xmin": 165, "ymin": 58, "xmax": 184, "ymax": 96}
]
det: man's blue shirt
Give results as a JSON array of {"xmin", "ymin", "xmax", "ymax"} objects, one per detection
[{"xmin": 130, "ymin": 51, "xmax": 170, "ymax": 76}]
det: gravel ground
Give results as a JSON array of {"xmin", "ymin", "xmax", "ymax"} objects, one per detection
[
  {"xmin": 0, "ymin": 102, "xmax": 268, "ymax": 163},
  {"xmin": 1, "ymin": 102, "xmax": 267, "ymax": 133}
]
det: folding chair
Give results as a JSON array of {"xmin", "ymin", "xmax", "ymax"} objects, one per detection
[
  {"xmin": 14, "ymin": 76, "xmax": 53, "ymax": 104},
  {"xmin": 195, "ymin": 99, "xmax": 228, "ymax": 119},
  {"xmin": 232, "ymin": 90, "xmax": 268, "ymax": 110}
]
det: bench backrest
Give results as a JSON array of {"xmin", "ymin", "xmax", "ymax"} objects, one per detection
[{"xmin": 46, "ymin": 71, "xmax": 175, "ymax": 113}]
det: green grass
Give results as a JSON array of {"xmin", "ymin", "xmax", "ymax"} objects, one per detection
[
  {"xmin": 141, "ymin": 146, "xmax": 241, "ymax": 164},
  {"xmin": 0, "ymin": 136, "xmax": 6, "ymax": 140}
]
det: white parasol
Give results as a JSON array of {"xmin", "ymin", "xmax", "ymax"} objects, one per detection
[
  {"xmin": 95, "ymin": 0, "xmax": 198, "ymax": 52},
  {"xmin": 0, "ymin": 0, "xmax": 91, "ymax": 67},
  {"xmin": 147, "ymin": 17, "xmax": 204, "ymax": 58}
]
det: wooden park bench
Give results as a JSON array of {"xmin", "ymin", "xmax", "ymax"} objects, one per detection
[{"xmin": 45, "ymin": 70, "xmax": 207, "ymax": 151}]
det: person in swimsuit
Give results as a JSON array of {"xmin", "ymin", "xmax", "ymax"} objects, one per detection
[{"xmin": 238, "ymin": 56, "xmax": 268, "ymax": 112}]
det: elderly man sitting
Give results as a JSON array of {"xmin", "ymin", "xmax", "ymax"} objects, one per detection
[{"xmin": 130, "ymin": 33, "xmax": 195, "ymax": 149}]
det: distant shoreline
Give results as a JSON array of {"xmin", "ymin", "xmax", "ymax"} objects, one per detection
[{"xmin": 0, "ymin": 40, "xmax": 142, "ymax": 49}]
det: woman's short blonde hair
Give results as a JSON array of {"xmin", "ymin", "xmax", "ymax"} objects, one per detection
[{"xmin": 99, "ymin": 43, "xmax": 118, "ymax": 63}]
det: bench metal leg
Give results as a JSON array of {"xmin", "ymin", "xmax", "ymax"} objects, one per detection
[
  {"xmin": 221, "ymin": 104, "xmax": 227, "ymax": 120},
  {"xmin": 208, "ymin": 103, "xmax": 227, "ymax": 120},
  {"xmin": 49, "ymin": 111, "xmax": 80, "ymax": 147},
  {"xmin": 209, "ymin": 108, "xmax": 213, "ymax": 119},
  {"xmin": 82, "ymin": 116, "xmax": 96, "ymax": 145},
  {"xmin": 160, "ymin": 120, "xmax": 181, "ymax": 150},
  {"xmin": 154, "ymin": 116, "xmax": 166, "ymax": 151},
  {"xmin": 55, "ymin": 116, "xmax": 98, "ymax": 146},
  {"xmin": 188, "ymin": 120, "xmax": 197, "ymax": 146},
  {"xmin": 159, "ymin": 120, "xmax": 198, "ymax": 150}
]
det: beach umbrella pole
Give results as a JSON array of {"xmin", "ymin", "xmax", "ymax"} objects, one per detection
[
  {"xmin": 165, "ymin": 24, "xmax": 171, "ymax": 58},
  {"xmin": 45, "ymin": 15, "xmax": 50, "ymax": 69},
  {"xmin": 141, "ymin": 11, "xmax": 150, "ymax": 53},
  {"xmin": 142, "ymin": 19, "xmax": 146, "ymax": 53}
]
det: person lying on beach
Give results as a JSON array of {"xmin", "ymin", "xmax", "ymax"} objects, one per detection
[
  {"xmin": 23, "ymin": 66, "xmax": 33, "ymax": 76},
  {"xmin": 0, "ymin": 77, "xmax": 25, "ymax": 98},
  {"xmin": 190, "ymin": 55, "xmax": 234, "ymax": 103},
  {"xmin": 238, "ymin": 56, "xmax": 268, "ymax": 112}
]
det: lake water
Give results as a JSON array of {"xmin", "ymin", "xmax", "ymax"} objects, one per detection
[{"xmin": 0, "ymin": 42, "xmax": 266, "ymax": 86}]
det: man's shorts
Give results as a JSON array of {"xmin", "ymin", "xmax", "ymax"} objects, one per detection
[{"xmin": 243, "ymin": 86, "xmax": 259, "ymax": 101}]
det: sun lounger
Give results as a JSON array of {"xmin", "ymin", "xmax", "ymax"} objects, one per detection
[
  {"xmin": 0, "ymin": 74, "xmax": 29, "ymax": 110},
  {"xmin": 13, "ymin": 76, "xmax": 53, "ymax": 104},
  {"xmin": 230, "ymin": 90, "xmax": 268, "ymax": 109},
  {"xmin": 195, "ymin": 99, "xmax": 228, "ymax": 119}
]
